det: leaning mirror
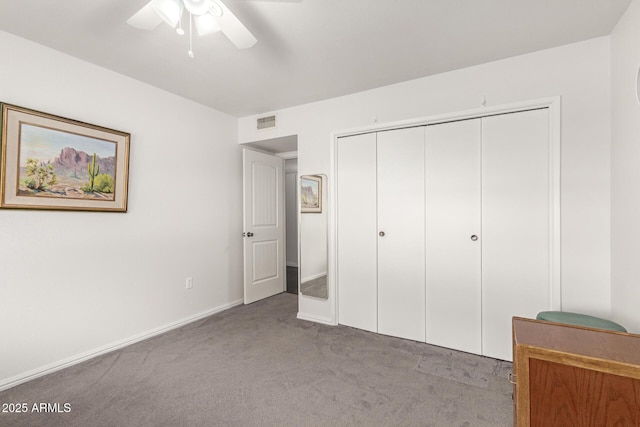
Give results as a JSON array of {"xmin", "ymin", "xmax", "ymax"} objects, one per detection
[{"xmin": 299, "ymin": 174, "xmax": 328, "ymax": 299}]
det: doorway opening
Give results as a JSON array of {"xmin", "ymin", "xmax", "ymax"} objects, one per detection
[{"xmin": 284, "ymin": 158, "xmax": 298, "ymax": 294}]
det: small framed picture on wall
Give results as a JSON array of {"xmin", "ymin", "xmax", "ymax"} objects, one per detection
[{"xmin": 300, "ymin": 175, "xmax": 321, "ymax": 213}]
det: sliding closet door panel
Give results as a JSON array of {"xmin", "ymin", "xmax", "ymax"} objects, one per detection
[
  {"xmin": 337, "ymin": 133, "xmax": 378, "ymax": 332},
  {"xmin": 482, "ymin": 109, "xmax": 551, "ymax": 361},
  {"xmin": 377, "ymin": 127, "xmax": 426, "ymax": 342},
  {"xmin": 425, "ymin": 119, "xmax": 482, "ymax": 354}
]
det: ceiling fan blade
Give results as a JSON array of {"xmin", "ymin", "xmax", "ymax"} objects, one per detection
[
  {"xmin": 214, "ymin": 0, "xmax": 257, "ymax": 49},
  {"xmin": 127, "ymin": 1, "xmax": 163, "ymax": 30}
]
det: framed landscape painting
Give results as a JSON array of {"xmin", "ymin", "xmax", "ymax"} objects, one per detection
[
  {"xmin": 301, "ymin": 175, "xmax": 322, "ymax": 213},
  {"xmin": 0, "ymin": 103, "xmax": 130, "ymax": 212}
]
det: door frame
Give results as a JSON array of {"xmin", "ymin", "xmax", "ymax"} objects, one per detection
[{"xmin": 330, "ymin": 96, "xmax": 562, "ymax": 326}]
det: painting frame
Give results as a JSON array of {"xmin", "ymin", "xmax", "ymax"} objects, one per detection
[
  {"xmin": 0, "ymin": 103, "xmax": 130, "ymax": 212},
  {"xmin": 300, "ymin": 175, "xmax": 322, "ymax": 213}
]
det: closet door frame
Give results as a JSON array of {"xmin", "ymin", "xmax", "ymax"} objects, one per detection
[{"xmin": 331, "ymin": 96, "xmax": 561, "ymax": 327}]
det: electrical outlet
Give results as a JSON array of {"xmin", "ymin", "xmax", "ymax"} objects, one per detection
[{"xmin": 185, "ymin": 277, "xmax": 193, "ymax": 289}]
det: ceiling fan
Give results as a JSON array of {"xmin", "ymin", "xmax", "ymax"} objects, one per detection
[{"xmin": 127, "ymin": 0, "xmax": 262, "ymax": 56}]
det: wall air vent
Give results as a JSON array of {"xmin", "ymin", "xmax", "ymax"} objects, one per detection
[{"xmin": 257, "ymin": 115, "xmax": 277, "ymax": 130}]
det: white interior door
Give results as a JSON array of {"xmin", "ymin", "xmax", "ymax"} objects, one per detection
[
  {"xmin": 243, "ymin": 149, "xmax": 285, "ymax": 304},
  {"xmin": 425, "ymin": 119, "xmax": 482, "ymax": 354},
  {"xmin": 481, "ymin": 109, "xmax": 551, "ymax": 361},
  {"xmin": 377, "ymin": 127, "xmax": 426, "ymax": 342},
  {"xmin": 337, "ymin": 133, "xmax": 378, "ymax": 332}
]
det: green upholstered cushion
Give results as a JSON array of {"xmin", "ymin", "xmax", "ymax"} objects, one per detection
[{"xmin": 536, "ymin": 311, "xmax": 627, "ymax": 332}]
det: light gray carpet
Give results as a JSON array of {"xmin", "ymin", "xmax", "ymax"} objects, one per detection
[
  {"xmin": 0, "ymin": 293, "xmax": 513, "ymax": 426},
  {"xmin": 300, "ymin": 275, "xmax": 328, "ymax": 299}
]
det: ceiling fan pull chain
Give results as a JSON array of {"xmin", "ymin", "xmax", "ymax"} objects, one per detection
[
  {"xmin": 188, "ymin": 12, "xmax": 194, "ymax": 58},
  {"xmin": 176, "ymin": 13, "xmax": 185, "ymax": 36}
]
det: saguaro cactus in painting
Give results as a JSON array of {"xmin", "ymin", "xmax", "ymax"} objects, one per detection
[{"xmin": 87, "ymin": 153, "xmax": 99, "ymax": 192}]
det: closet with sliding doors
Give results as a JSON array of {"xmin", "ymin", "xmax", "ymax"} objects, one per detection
[{"xmin": 336, "ymin": 107, "xmax": 558, "ymax": 361}]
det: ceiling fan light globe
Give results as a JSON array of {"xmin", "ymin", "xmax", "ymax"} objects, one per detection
[
  {"xmin": 183, "ymin": 0, "xmax": 210, "ymax": 16},
  {"xmin": 195, "ymin": 13, "xmax": 221, "ymax": 35},
  {"xmin": 152, "ymin": 0, "xmax": 183, "ymax": 27}
]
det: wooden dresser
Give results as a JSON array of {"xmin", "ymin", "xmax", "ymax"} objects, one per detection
[{"xmin": 512, "ymin": 317, "xmax": 640, "ymax": 426}]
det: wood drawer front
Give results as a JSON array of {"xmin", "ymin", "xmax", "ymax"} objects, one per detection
[{"xmin": 529, "ymin": 358, "xmax": 640, "ymax": 426}]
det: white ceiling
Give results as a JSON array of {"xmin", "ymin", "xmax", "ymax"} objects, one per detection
[{"xmin": 0, "ymin": 0, "xmax": 632, "ymax": 117}]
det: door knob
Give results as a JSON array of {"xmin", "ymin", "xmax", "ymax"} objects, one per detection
[
  {"xmin": 470, "ymin": 235, "xmax": 478, "ymax": 241},
  {"xmin": 245, "ymin": 232, "xmax": 254, "ymax": 237},
  {"xmin": 379, "ymin": 231, "xmax": 385, "ymax": 237}
]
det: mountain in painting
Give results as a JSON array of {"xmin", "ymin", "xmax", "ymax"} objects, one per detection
[
  {"xmin": 301, "ymin": 184, "xmax": 318, "ymax": 206},
  {"xmin": 53, "ymin": 147, "xmax": 115, "ymax": 179}
]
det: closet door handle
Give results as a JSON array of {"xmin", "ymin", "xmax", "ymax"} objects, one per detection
[
  {"xmin": 379, "ymin": 231, "xmax": 385, "ymax": 237},
  {"xmin": 470, "ymin": 235, "xmax": 478, "ymax": 241}
]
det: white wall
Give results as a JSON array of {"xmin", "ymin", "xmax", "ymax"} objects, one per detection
[
  {"xmin": 611, "ymin": 0, "xmax": 640, "ymax": 333},
  {"xmin": 284, "ymin": 158, "xmax": 298, "ymax": 267},
  {"xmin": 239, "ymin": 37, "xmax": 612, "ymax": 326},
  {"xmin": 0, "ymin": 30, "xmax": 244, "ymax": 389}
]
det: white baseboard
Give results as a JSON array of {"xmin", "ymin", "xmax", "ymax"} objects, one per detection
[
  {"xmin": 297, "ymin": 312, "xmax": 336, "ymax": 326},
  {"xmin": 300, "ymin": 271, "xmax": 326, "ymax": 283},
  {"xmin": 0, "ymin": 299, "xmax": 244, "ymax": 392}
]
